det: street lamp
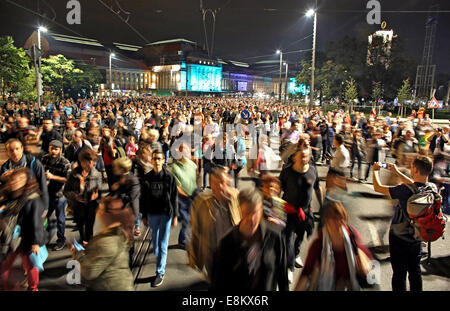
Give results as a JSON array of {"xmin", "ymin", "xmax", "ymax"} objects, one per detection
[
  {"xmin": 306, "ymin": 7, "xmax": 317, "ymax": 108},
  {"xmin": 276, "ymin": 50, "xmax": 283, "ymax": 101},
  {"xmin": 284, "ymin": 62, "xmax": 289, "ymax": 103},
  {"xmin": 37, "ymin": 26, "xmax": 47, "ymax": 107},
  {"xmin": 37, "ymin": 26, "xmax": 47, "ymax": 51},
  {"xmin": 109, "ymin": 52, "xmax": 115, "ymax": 94}
]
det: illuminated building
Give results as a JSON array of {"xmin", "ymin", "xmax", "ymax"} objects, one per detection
[
  {"xmin": 35, "ymin": 33, "xmax": 306, "ymax": 98},
  {"xmin": 367, "ymin": 27, "xmax": 396, "ymax": 69}
]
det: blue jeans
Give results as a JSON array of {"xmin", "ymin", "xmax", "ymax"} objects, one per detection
[
  {"xmin": 48, "ymin": 196, "xmax": 67, "ymax": 244},
  {"xmin": 135, "ymin": 213, "xmax": 142, "ymax": 229},
  {"xmin": 177, "ymin": 195, "xmax": 192, "ymax": 246},
  {"xmin": 148, "ymin": 213, "xmax": 172, "ymax": 276}
]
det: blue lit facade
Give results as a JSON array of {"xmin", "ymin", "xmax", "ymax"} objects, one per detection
[
  {"xmin": 288, "ymin": 78, "xmax": 309, "ymax": 95},
  {"xmin": 185, "ymin": 63, "xmax": 222, "ymax": 92}
]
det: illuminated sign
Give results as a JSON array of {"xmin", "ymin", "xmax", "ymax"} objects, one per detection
[
  {"xmin": 187, "ymin": 64, "xmax": 222, "ymax": 92},
  {"xmin": 288, "ymin": 78, "xmax": 309, "ymax": 95}
]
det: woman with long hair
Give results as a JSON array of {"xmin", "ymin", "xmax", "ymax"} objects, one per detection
[
  {"xmin": 295, "ymin": 201, "xmax": 372, "ymax": 291},
  {"xmin": 0, "ymin": 168, "xmax": 46, "ymax": 291}
]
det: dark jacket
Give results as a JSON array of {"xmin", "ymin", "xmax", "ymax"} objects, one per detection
[
  {"xmin": 0, "ymin": 153, "xmax": 49, "ymax": 210},
  {"xmin": 429, "ymin": 134, "xmax": 447, "ymax": 154},
  {"xmin": 211, "ymin": 221, "xmax": 289, "ymax": 291},
  {"xmin": 41, "ymin": 129, "xmax": 63, "ymax": 154},
  {"xmin": 18, "ymin": 192, "xmax": 46, "ymax": 252},
  {"xmin": 351, "ymin": 136, "xmax": 366, "ymax": 158},
  {"xmin": 64, "ymin": 141, "xmax": 91, "ymax": 164},
  {"xmin": 140, "ymin": 168, "xmax": 179, "ymax": 218},
  {"xmin": 63, "ymin": 166, "xmax": 103, "ymax": 209},
  {"xmin": 110, "ymin": 173, "xmax": 140, "ymax": 217}
]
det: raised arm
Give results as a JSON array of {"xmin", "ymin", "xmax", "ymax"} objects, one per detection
[{"xmin": 372, "ymin": 162, "xmax": 391, "ymax": 198}]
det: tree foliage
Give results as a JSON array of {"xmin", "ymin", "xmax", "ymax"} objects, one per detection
[
  {"xmin": 14, "ymin": 67, "xmax": 37, "ymax": 101},
  {"xmin": 372, "ymin": 81, "xmax": 382, "ymax": 102},
  {"xmin": 68, "ymin": 62, "xmax": 102, "ymax": 98},
  {"xmin": 41, "ymin": 54, "xmax": 82, "ymax": 97},
  {"xmin": 344, "ymin": 77, "xmax": 358, "ymax": 103},
  {"xmin": 397, "ymin": 78, "xmax": 411, "ymax": 104},
  {"xmin": 0, "ymin": 36, "xmax": 31, "ymax": 96},
  {"xmin": 296, "ymin": 34, "xmax": 417, "ymax": 102}
]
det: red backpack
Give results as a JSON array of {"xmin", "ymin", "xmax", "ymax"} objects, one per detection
[{"xmin": 405, "ymin": 183, "xmax": 447, "ymax": 242}]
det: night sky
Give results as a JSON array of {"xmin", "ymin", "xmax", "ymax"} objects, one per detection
[{"xmin": 1, "ymin": 0, "xmax": 449, "ymax": 75}]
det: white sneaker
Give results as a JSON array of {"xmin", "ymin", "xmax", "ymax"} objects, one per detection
[
  {"xmin": 288, "ymin": 270, "xmax": 294, "ymax": 284},
  {"xmin": 295, "ymin": 256, "xmax": 304, "ymax": 268}
]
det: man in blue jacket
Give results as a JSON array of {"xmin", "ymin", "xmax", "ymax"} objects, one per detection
[{"xmin": 1, "ymin": 138, "xmax": 49, "ymax": 210}]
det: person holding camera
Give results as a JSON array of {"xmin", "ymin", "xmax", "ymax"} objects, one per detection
[{"xmin": 372, "ymin": 156, "xmax": 435, "ymax": 291}]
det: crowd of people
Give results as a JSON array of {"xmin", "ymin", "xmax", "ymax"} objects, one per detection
[{"xmin": 0, "ymin": 95, "xmax": 448, "ymax": 291}]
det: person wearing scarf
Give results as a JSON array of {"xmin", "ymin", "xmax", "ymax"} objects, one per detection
[{"xmin": 295, "ymin": 201, "xmax": 372, "ymax": 291}]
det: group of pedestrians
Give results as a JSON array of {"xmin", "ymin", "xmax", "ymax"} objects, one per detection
[{"xmin": 0, "ymin": 95, "xmax": 448, "ymax": 291}]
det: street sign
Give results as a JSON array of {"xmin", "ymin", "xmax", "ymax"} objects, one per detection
[
  {"xmin": 26, "ymin": 45, "xmax": 41, "ymax": 59},
  {"xmin": 428, "ymin": 96, "xmax": 439, "ymax": 109},
  {"xmin": 241, "ymin": 109, "xmax": 250, "ymax": 120}
]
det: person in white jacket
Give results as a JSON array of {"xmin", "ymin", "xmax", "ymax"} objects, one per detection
[{"xmin": 331, "ymin": 134, "xmax": 350, "ymax": 174}]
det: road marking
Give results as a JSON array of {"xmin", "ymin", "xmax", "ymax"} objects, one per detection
[{"xmin": 367, "ymin": 222, "xmax": 382, "ymax": 247}]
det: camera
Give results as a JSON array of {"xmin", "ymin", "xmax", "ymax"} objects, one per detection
[{"xmin": 381, "ymin": 163, "xmax": 391, "ymax": 169}]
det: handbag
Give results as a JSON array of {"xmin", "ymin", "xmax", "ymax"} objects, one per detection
[{"xmin": 29, "ymin": 245, "xmax": 49, "ymax": 272}]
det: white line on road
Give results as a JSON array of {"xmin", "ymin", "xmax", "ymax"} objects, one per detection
[{"xmin": 367, "ymin": 222, "xmax": 382, "ymax": 248}]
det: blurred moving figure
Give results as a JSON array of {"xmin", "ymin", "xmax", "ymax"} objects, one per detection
[
  {"xmin": 295, "ymin": 201, "xmax": 371, "ymax": 291},
  {"xmin": 211, "ymin": 188, "xmax": 289, "ymax": 291},
  {"xmin": 110, "ymin": 157, "xmax": 141, "ymax": 237},
  {"xmin": 1, "ymin": 138, "xmax": 49, "ymax": 210},
  {"xmin": 69, "ymin": 197, "xmax": 134, "ymax": 291},
  {"xmin": 168, "ymin": 143, "xmax": 198, "ymax": 249},
  {"xmin": 188, "ymin": 167, "xmax": 241, "ymax": 283},
  {"xmin": 0, "ymin": 168, "xmax": 46, "ymax": 291},
  {"xmin": 279, "ymin": 147, "xmax": 323, "ymax": 282}
]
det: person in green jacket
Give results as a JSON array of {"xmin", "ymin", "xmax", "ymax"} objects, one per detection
[
  {"xmin": 68, "ymin": 197, "xmax": 135, "ymax": 291},
  {"xmin": 168, "ymin": 142, "xmax": 198, "ymax": 249}
]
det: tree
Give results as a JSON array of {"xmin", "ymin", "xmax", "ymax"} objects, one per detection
[
  {"xmin": 372, "ymin": 81, "xmax": 382, "ymax": 102},
  {"xmin": 397, "ymin": 78, "xmax": 411, "ymax": 117},
  {"xmin": 0, "ymin": 36, "xmax": 31, "ymax": 98},
  {"xmin": 371, "ymin": 81, "xmax": 383, "ymax": 115},
  {"xmin": 41, "ymin": 54, "xmax": 82, "ymax": 97},
  {"xmin": 68, "ymin": 62, "xmax": 102, "ymax": 98},
  {"xmin": 295, "ymin": 35, "xmax": 417, "ymax": 104},
  {"xmin": 13, "ymin": 67, "xmax": 37, "ymax": 102},
  {"xmin": 344, "ymin": 77, "xmax": 358, "ymax": 111}
]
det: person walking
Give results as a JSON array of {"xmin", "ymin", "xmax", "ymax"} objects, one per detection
[
  {"xmin": 140, "ymin": 150, "xmax": 178, "ymax": 287},
  {"xmin": 63, "ymin": 149, "xmax": 102, "ymax": 245},
  {"xmin": 188, "ymin": 167, "xmax": 241, "ymax": 283},
  {"xmin": 168, "ymin": 143, "xmax": 198, "ymax": 249},
  {"xmin": 40, "ymin": 140, "xmax": 71, "ymax": 251},
  {"xmin": 211, "ymin": 188, "xmax": 289, "ymax": 291},
  {"xmin": 279, "ymin": 147, "xmax": 323, "ymax": 283}
]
